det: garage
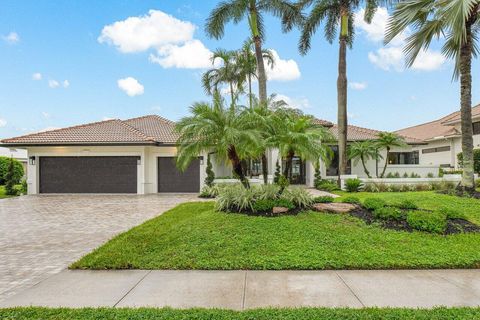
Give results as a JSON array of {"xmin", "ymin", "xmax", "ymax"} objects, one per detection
[
  {"xmin": 39, "ymin": 156, "xmax": 138, "ymax": 193},
  {"xmin": 158, "ymin": 157, "xmax": 200, "ymax": 192}
]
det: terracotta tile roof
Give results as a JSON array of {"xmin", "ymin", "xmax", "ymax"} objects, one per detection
[
  {"xmin": 329, "ymin": 124, "xmax": 422, "ymax": 144},
  {"xmin": 440, "ymin": 104, "xmax": 480, "ymax": 125},
  {"xmin": 313, "ymin": 118, "xmax": 334, "ymax": 127},
  {"xmin": 1, "ymin": 115, "xmax": 178, "ymax": 145}
]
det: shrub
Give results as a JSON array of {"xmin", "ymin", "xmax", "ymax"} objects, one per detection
[
  {"xmin": 345, "ymin": 178, "xmax": 363, "ymax": 192},
  {"xmin": 215, "ymin": 184, "xmax": 256, "ymax": 212},
  {"xmin": 204, "ymin": 154, "xmax": 215, "ymax": 187},
  {"xmin": 342, "ymin": 196, "xmax": 360, "ymax": 205},
  {"xmin": 410, "ymin": 172, "xmax": 421, "ymax": 178},
  {"xmin": 457, "ymin": 149, "xmax": 480, "ymax": 173},
  {"xmin": 274, "ymin": 198, "xmax": 295, "ymax": 210},
  {"xmin": 277, "ymin": 175, "xmax": 289, "ymax": 193},
  {"xmin": 397, "ymin": 199, "xmax": 418, "ymax": 210},
  {"xmin": 374, "ymin": 207, "xmax": 403, "ymax": 221},
  {"xmin": 416, "ymin": 183, "xmax": 432, "ymax": 191},
  {"xmin": 199, "ymin": 184, "xmax": 228, "ymax": 198},
  {"xmin": 407, "ymin": 211, "xmax": 447, "ymax": 234},
  {"xmin": 252, "ymin": 199, "xmax": 276, "ymax": 212},
  {"xmin": 281, "ymin": 187, "xmax": 314, "ymax": 208},
  {"xmin": 21, "ymin": 178, "xmax": 27, "ymax": 194},
  {"xmin": 273, "ymin": 160, "xmax": 281, "ymax": 184},
  {"xmin": 439, "ymin": 207, "xmax": 466, "ymax": 220},
  {"xmin": 363, "ymin": 183, "xmax": 379, "ymax": 193},
  {"xmin": 0, "ymin": 157, "xmax": 24, "ymax": 185},
  {"xmin": 4, "ymin": 158, "xmax": 17, "ymax": 196},
  {"xmin": 256, "ymin": 184, "xmax": 280, "ymax": 200},
  {"xmin": 426, "ymin": 172, "xmax": 434, "ymax": 178},
  {"xmin": 315, "ymin": 179, "xmax": 339, "ymax": 192},
  {"xmin": 314, "ymin": 196, "xmax": 334, "ymax": 203},
  {"xmin": 403, "ymin": 172, "xmax": 409, "ymax": 178},
  {"xmin": 363, "ymin": 198, "xmax": 387, "ymax": 210}
]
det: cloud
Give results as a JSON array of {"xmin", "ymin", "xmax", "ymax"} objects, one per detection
[
  {"xmin": 266, "ymin": 50, "xmax": 301, "ymax": 81},
  {"xmin": 117, "ymin": 77, "xmax": 144, "ymax": 96},
  {"xmin": 63, "ymin": 80, "xmax": 70, "ymax": 88},
  {"xmin": 32, "ymin": 73, "xmax": 42, "ymax": 80},
  {"xmin": 349, "ymin": 81, "xmax": 367, "ymax": 90},
  {"xmin": 274, "ymin": 94, "xmax": 310, "ymax": 110},
  {"xmin": 41, "ymin": 112, "xmax": 50, "ymax": 119},
  {"xmin": 48, "ymin": 80, "xmax": 60, "ymax": 88},
  {"xmin": 3, "ymin": 32, "xmax": 19, "ymax": 44},
  {"xmin": 0, "ymin": 118, "xmax": 6, "ymax": 127},
  {"xmin": 149, "ymin": 40, "xmax": 213, "ymax": 69},
  {"xmin": 356, "ymin": 7, "xmax": 445, "ymax": 72}
]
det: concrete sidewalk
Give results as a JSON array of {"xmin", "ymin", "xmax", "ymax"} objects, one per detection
[{"xmin": 0, "ymin": 269, "xmax": 479, "ymax": 309}]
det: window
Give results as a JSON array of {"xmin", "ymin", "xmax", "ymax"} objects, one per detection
[
  {"xmin": 245, "ymin": 159, "xmax": 262, "ymax": 176},
  {"xmin": 422, "ymin": 146, "xmax": 450, "ymax": 154},
  {"xmin": 473, "ymin": 122, "xmax": 480, "ymax": 135},
  {"xmin": 388, "ymin": 151, "xmax": 419, "ymax": 165}
]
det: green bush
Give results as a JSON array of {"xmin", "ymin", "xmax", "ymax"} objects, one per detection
[
  {"xmin": 274, "ymin": 198, "xmax": 295, "ymax": 210},
  {"xmin": 345, "ymin": 178, "xmax": 363, "ymax": 192},
  {"xmin": 410, "ymin": 172, "xmax": 421, "ymax": 178},
  {"xmin": 273, "ymin": 160, "xmax": 281, "ymax": 184},
  {"xmin": 215, "ymin": 184, "xmax": 256, "ymax": 212},
  {"xmin": 439, "ymin": 207, "xmax": 466, "ymax": 220},
  {"xmin": 252, "ymin": 199, "xmax": 276, "ymax": 212},
  {"xmin": 314, "ymin": 196, "xmax": 334, "ymax": 203},
  {"xmin": 457, "ymin": 149, "xmax": 480, "ymax": 173},
  {"xmin": 363, "ymin": 198, "xmax": 387, "ymax": 210},
  {"xmin": 204, "ymin": 154, "xmax": 215, "ymax": 187},
  {"xmin": 342, "ymin": 196, "xmax": 361, "ymax": 204},
  {"xmin": 281, "ymin": 186, "xmax": 314, "ymax": 208},
  {"xmin": 256, "ymin": 184, "xmax": 280, "ymax": 200},
  {"xmin": 315, "ymin": 179, "xmax": 339, "ymax": 192},
  {"xmin": 0, "ymin": 157, "xmax": 24, "ymax": 185},
  {"xmin": 407, "ymin": 211, "xmax": 447, "ymax": 234},
  {"xmin": 397, "ymin": 199, "xmax": 418, "ymax": 210},
  {"xmin": 277, "ymin": 175, "xmax": 289, "ymax": 193},
  {"xmin": 373, "ymin": 207, "xmax": 404, "ymax": 221}
]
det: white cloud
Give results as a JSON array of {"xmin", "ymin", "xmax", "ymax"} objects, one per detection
[
  {"xmin": 149, "ymin": 39, "xmax": 213, "ymax": 69},
  {"xmin": 0, "ymin": 118, "xmax": 6, "ymax": 127},
  {"xmin": 274, "ymin": 94, "xmax": 310, "ymax": 110},
  {"xmin": 3, "ymin": 32, "xmax": 19, "ymax": 44},
  {"xmin": 356, "ymin": 7, "xmax": 445, "ymax": 72},
  {"xmin": 350, "ymin": 81, "xmax": 367, "ymax": 90},
  {"xmin": 41, "ymin": 112, "xmax": 50, "ymax": 119},
  {"xmin": 117, "ymin": 77, "xmax": 144, "ymax": 96},
  {"xmin": 63, "ymin": 80, "xmax": 70, "ymax": 88},
  {"xmin": 48, "ymin": 80, "xmax": 60, "ymax": 88},
  {"xmin": 32, "ymin": 73, "xmax": 42, "ymax": 80},
  {"xmin": 98, "ymin": 10, "xmax": 195, "ymax": 53},
  {"xmin": 266, "ymin": 50, "xmax": 301, "ymax": 81}
]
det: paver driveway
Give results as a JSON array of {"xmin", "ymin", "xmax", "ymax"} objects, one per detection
[{"xmin": 0, "ymin": 194, "xmax": 200, "ymax": 301}]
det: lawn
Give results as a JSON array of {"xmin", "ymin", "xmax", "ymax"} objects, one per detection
[
  {"xmin": 72, "ymin": 192, "xmax": 480, "ymax": 270},
  {"xmin": 1, "ymin": 307, "xmax": 480, "ymax": 320}
]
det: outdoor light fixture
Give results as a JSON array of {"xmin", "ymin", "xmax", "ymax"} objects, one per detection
[
  {"xmin": 198, "ymin": 156, "xmax": 204, "ymax": 165},
  {"xmin": 29, "ymin": 156, "xmax": 35, "ymax": 165}
]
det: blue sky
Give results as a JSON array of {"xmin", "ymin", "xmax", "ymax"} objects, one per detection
[{"xmin": 0, "ymin": 0, "xmax": 479, "ymax": 139}]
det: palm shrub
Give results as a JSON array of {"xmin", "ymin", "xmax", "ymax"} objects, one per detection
[
  {"xmin": 376, "ymin": 133, "xmax": 407, "ymax": 178},
  {"xmin": 348, "ymin": 141, "xmax": 381, "ymax": 178},
  {"xmin": 204, "ymin": 154, "xmax": 215, "ymax": 187},
  {"xmin": 345, "ymin": 178, "xmax": 363, "ymax": 192}
]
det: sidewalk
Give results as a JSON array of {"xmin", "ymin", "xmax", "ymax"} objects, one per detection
[{"xmin": 1, "ymin": 269, "xmax": 479, "ymax": 309}]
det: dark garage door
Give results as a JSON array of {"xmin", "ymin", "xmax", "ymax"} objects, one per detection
[
  {"xmin": 40, "ymin": 156, "xmax": 138, "ymax": 193},
  {"xmin": 158, "ymin": 157, "xmax": 199, "ymax": 192}
]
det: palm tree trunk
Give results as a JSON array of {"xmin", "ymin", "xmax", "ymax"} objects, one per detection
[
  {"xmin": 228, "ymin": 145, "xmax": 250, "ymax": 188},
  {"xmin": 249, "ymin": 2, "xmax": 267, "ymax": 104},
  {"xmin": 361, "ymin": 155, "xmax": 371, "ymax": 178},
  {"xmin": 248, "ymin": 74, "xmax": 253, "ymax": 109},
  {"xmin": 459, "ymin": 18, "xmax": 475, "ymax": 192},
  {"xmin": 261, "ymin": 154, "xmax": 268, "ymax": 184},
  {"xmin": 381, "ymin": 147, "xmax": 390, "ymax": 178},
  {"xmin": 337, "ymin": 8, "xmax": 348, "ymax": 185}
]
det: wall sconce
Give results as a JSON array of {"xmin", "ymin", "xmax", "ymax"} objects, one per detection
[
  {"xmin": 137, "ymin": 157, "xmax": 142, "ymax": 165},
  {"xmin": 29, "ymin": 156, "xmax": 35, "ymax": 165},
  {"xmin": 198, "ymin": 156, "xmax": 204, "ymax": 165}
]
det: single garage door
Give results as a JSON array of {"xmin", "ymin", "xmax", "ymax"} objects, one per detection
[
  {"xmin": 40, "ymin": 156, "xmax": 138, "ymax": 193},
  {"xmin": 158, "ymin": 157, "xmax": 200, "ymax": 192}
]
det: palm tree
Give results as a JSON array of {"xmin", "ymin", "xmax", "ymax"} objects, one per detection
[
  {"xmin": 296, "ymin": 0, "xmax": 388, "ymax": 183},
  {"xmin": 202, "ymin": 49, "xmax": 242, "ymax": 108},
  {"xmin": 205, "ymin": 0, "xmax": 302, "ymax": 104},
  {"xmin": 348, "ymin": 140, "xmax": 382, "ymax": 178},
  {"xmin": 385, "ymin": 0, "xmax": 480, "ymax": 192},
  {"xmin": 236, "ymin": 39, "xmax": 275, "ymax": 109},
  {"xmin": 376, "ymin": 132, "xmax": 406, "ymax": 178},
  {"xmin": 175, "ymin": 94, "xmax": 261, "ymax": 188}
]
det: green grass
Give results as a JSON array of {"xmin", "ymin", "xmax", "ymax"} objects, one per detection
[
  {"xmin": 1, "ymin": 307, "xmax": 480, "ymax": 320},
  {"xmin": 72, "ymin": 192, "xmax": 480, "ymax": 270}
]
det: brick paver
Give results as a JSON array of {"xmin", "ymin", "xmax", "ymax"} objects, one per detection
[{"xmin": 0, "ymin": 194, "xmax": 200, "ymax": 301}]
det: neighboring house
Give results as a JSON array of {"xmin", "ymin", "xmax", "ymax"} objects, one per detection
[{"xmin": 0, "ymin": 147, "xmax": 28, "ymax": 175}]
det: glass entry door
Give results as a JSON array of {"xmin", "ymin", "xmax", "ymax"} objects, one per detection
[{"xmin": 283, "ymin": 156, "xmax": 306, "ymax": 184}]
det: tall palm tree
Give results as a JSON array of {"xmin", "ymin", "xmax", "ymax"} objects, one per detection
[
  {"xmin": 376, "ymin": 132, "xmax": 406, "ymax": 178},
  {"xmin": 386, "ymin": 0, "xmax": 480, "ymax": 191},
  {"xmin": 348, "ymin": 140, "xmax": 382, "ymax": 178},
  {"xmin": 202, "ymin": 49, "xmax": 242, "ymax": 108},
  {"xmin": 236, "ymin": 39, "xmax": 275, "ymax": 109},
  {"xmin": 205, "ymin": 0, "xmax": 302, "ymax": 104},
  {"xmin": 175, "ymin": 94, "xmax": 261, "ymax": 188},
  {"xmin": 296, "ymin": 0, "xmax": 388, "ymax": 183}
]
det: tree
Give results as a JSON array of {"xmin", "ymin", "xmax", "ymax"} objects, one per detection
[
  {"xmin": 5, "ymin": 157, "xmax": 16, "ymax": 196},
  {"xmin": 348, "ymin": 140, "xmax": 382, "ymax": 178},
  {"xmin": 205, "ymin": 0, "xmax": 302, "ymax": 104},
  {"xmin": 296, "ymin": 0, "xmax": 388, "ymax": 183},
  {"xmin": 0, "ymin": 156, "xmax": 24, "ymax": 185},
  {"xmin": 205, "ymin": 154, "xmax": 215, "ymax": 187},
  {"xmin": 386, "ymin": 0, "xmax": 480, "ymax": 192},
  {"xmin": 175, "ymin": 94, "xmax": 261, "ymax": 188},
  {"xmin": 376, "ymin": 132, "xmax": 406, "ymax": 178}
]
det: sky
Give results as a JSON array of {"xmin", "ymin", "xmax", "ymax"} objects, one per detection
[{"xmin": 0, "ymin": 0, "xmax": 479, "ymax": 139}]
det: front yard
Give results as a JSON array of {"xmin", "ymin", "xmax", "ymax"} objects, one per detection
[{"xmin": 72, "ymin": 191, "xmax": 480, "ymax": 270}]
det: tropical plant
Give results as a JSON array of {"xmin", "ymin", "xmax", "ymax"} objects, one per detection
[
  {"xmin": 345, "ymin": 178, "xmax": 363, "ymax": 192},
  {"xmin": 5, "ymin": 157, "xmax": 16, "ymax": 196},
  {"xmin": 313, "ymin": 159, "xmax": 322, "ymax": 185},
  {"xmin": 376, "ymin": 132, "xmax": 407, "ymax": 178},
  {"xmin": 0, "ymin": 156, "xmax": 24, "ymax": 185},
  {"xmin": 205, "ymin": 154, "xmax": 215, "ymax": 187},
  {"xmin": 348, "ymin": 140, "xmax": 381, "ymax": 178},
  {"xmin": 205, "ymin": 0, "xmax": 302, "ymax": 104},
  {"xmin": 386, "ymin": 0, "xmax": 480, "ymax": 191},
  {"xmin": 457, "ymin": 149, "xmax": 480, "ymax": 174},
  {"xmin": 175, "ymin": 94, "xmax": 261, "ymax": 188},
  {"xmin": 273, "ymin": 159, "xmax": 281, "ymax": 184},
  {"xmin": 296, "ymin": 0, "xmax": 388, "ymax": 182},
  {"xmin": 281, "ymin": 186, "xmax": 314, "ymax": 208}
]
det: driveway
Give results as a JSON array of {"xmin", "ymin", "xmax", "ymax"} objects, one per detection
[{"xmin": 0, "ymin": 194, "xmax": 201, "ymax": 301}]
